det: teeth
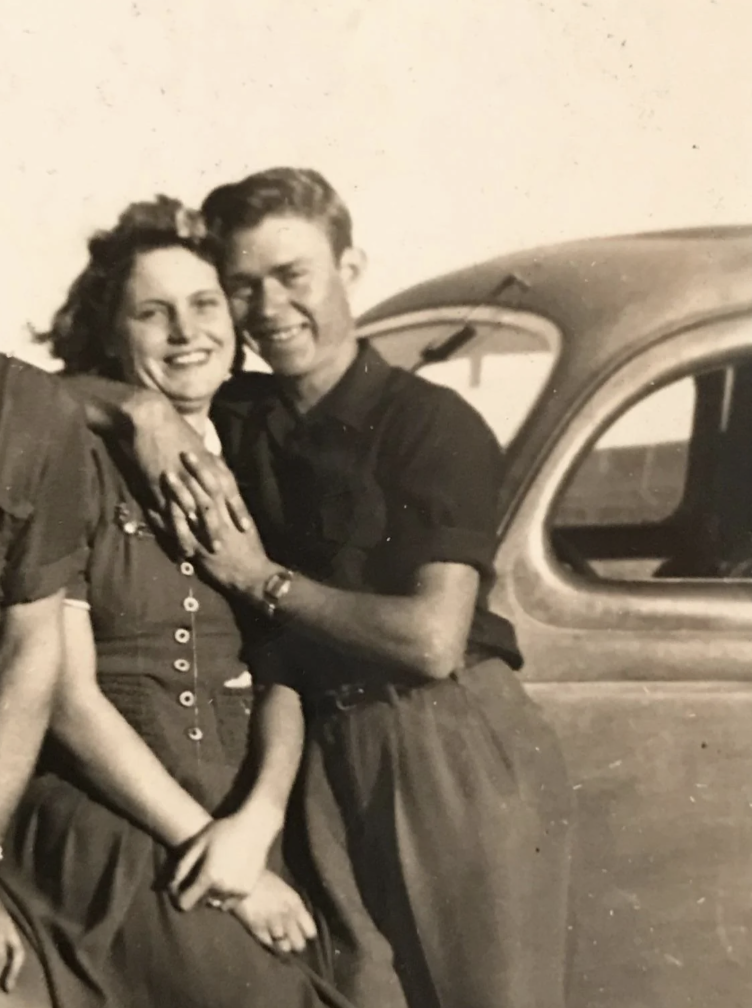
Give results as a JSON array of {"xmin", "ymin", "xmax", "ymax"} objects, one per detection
[
  {"xmin": 265, "ymin": 324, "xmax": 306, "ymax": 343},
  {"xmin": 169, "ymin": 350, "xmax": 209, "ymax": 365}
]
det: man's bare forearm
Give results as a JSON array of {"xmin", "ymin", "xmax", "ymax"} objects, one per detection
[{"xmin": 62, "ymin": 374, "xmax": 174, "ymax": 436}]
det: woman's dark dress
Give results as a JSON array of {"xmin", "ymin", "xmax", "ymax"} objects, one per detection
[{"xmin": 0, "ymin": 432, "xmax": 348, "ymax": 1008}]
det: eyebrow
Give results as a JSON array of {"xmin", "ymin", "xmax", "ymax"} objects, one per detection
[
  {"xmin": 226, "ymin": 257, "xmax": 311, "ymax": 282},
  {"xmin": 132, "ymin": 288, "xmax": 223, "ymax": 304}
]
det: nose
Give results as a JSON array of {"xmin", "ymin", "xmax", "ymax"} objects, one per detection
[
  {"xmin": 169, "ymin": 307, "xmax": 201, "ymax": 343},
  {"xmin": 258, "ymin": 276, "xmax": 289, "ymax": 321}
]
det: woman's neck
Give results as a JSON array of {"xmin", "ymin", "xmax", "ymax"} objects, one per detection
[{"xmin": 177, "ymin": 407, "xmax": 211, "ymax": 438}]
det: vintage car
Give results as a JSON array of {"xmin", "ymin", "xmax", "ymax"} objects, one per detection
[{"xmin": 358, "ymin": 226, "xmax": 752, "ymax": 1008}]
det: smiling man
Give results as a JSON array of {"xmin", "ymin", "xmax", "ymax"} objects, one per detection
[{"xmin": 155, "ymin": 168, "xmax": 572, "ymax": 1008}]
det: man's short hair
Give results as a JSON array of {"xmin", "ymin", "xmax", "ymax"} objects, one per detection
[{"xmin": 202, "ymin": 167, "xmax": 353, "ymax": 260}]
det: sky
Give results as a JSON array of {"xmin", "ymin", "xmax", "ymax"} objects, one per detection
[{"xmin": 1, "ymin": 0, "xmax": 750, "ymax": 368}]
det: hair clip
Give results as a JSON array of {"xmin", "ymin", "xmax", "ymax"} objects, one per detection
[{"xmin": 175, "ymin": 206, "xmax": 207, "ymax": 241}]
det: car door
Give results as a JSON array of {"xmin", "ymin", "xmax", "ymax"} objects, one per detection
[{"xmin": 492, "ymin": 310, "xmax": 752, "ymax": 1008}]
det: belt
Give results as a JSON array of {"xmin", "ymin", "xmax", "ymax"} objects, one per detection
[
  {"xmin": 307, "ymin": 648, "xmax": 504, "ymax": 720},
  {"xmin": 309, "ymin": 680, "xmax": 414, "ymax": 719}
]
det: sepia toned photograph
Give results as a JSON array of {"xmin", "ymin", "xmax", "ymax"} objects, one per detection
[{"xmin": 0, "ymin": 2, "xmax": 750, "ymax": 1006}]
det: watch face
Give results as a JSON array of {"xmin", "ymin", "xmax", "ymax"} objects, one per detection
[{"xmin": 265, "ymin": 570, "xmax": 293, "ymax": 601}]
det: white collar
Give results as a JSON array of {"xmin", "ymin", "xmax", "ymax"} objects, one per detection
[{"xmin": 203, "ymin": 418, "xmax": 223, "ymax": 457}]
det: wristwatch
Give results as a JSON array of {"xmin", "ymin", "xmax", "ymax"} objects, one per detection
[{"xmin": 261, "ymin": 568, "xmax": 295, "ymax": 619}]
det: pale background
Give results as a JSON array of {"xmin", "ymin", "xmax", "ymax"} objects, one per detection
[{"xmin": 1, "ymin": 0, "xmax": 750, "ymax": 369}]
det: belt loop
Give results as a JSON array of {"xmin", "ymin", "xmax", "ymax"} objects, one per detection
[{"xmin": 385, "ymin": 683, "xmax": 400, "ymax": 706}]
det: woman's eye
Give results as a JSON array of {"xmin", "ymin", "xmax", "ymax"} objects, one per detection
[
  {"xmin": 195, "ymin": 296, "xmax": 221, "ymax": 312},
  {"xmin": 135, "ymin": 306, "xmax": 164, "ymax": 322}
]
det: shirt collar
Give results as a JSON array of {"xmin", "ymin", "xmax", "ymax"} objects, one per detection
[
  {"xmin": 212, "ymin": 340, "xmax": 394, "ymax": 436},
  {"xmin": 305, "ymin": 340, "xmax": 393, "ymax": 432}
]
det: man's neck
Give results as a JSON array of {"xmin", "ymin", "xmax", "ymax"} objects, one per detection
[{"xmin": 280, "ymin": 340, "xmax": 359, "ymax": 414}]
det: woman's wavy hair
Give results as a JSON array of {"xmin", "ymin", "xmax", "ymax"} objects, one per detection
[{"xmin": 38, "ymin": 195, "xmax": 242, "ymax": 378}]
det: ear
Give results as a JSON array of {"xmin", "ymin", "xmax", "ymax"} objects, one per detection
[{"xmin": 337, "ymin": 246, "xmax": 367, "ymax": 291}]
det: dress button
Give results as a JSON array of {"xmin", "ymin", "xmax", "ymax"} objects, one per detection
[
  {"xmin": 174, "ymin": 628, "xmax": 191, "ymax": 644},
  {"xmin": 186, "ymin": 726, "xmax": 203, "ymax": 741},
  {"xmin": 178, "ymin": 690, "xmax": 196, "ymax": 707},
  {"xmin": 173, "ymin": 658, "xmax": 191, "ymax": 673},
  {"xmin": 183, "ymin": 596, "xmax": 200, "ymax": 613},
  {"xmin": 180, "ymin": 561, "xmax": 195, "ymax": 576}
]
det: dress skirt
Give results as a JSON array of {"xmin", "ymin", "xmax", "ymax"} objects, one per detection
[
  {"xmin": 0, "ymin": 763, "xmax": 351, "ymax": 1008},
  {"xmin": 293, "ymin": 657, "xmax": 575, "ymax": 1008}
]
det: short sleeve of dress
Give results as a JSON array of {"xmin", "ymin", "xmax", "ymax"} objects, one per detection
[
  {"xmin": 0, "ymin": 368, "xmax": 89, "ymax": 606},
  {"xmin": 379, "ymin": 382, "xmax": 505, "ymax": 583}
]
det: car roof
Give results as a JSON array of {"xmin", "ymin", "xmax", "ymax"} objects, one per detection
[
  {"xmin": 359, "ymin": 226, "xmax": 752, "ymax": 522},
  {"xmin": 359, "ymin": 226, "xmax": 752, "ymax": 381}
]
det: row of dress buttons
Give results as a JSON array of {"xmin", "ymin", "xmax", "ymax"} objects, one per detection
[{"xmin": 177, "ymin": 561, "xmax": 202, "ymax": 740}]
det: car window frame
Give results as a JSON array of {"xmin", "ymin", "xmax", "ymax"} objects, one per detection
[
  {"xmin": 359, "ymin": 304, "xmax": 561, "ymax": 445},
  {"xmin": 491, "ymin": 308, "xmax": 752, "ymax": 636}
]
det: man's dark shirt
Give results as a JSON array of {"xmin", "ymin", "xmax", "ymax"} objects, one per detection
[
  {"xmin": 213, "ymin": 342, "xmax": 521, "ymax": 688},
  {"xmin": 0, "ymin": 355, "xmax": 87, "ymax": 606}
]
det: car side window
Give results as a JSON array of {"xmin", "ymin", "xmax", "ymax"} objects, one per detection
[
  {"xmin": 551, "ymin": 358, "xmax": 752, "ymax": 582},
  {"xmin": 368, "ymin": 314, "xmax": 558, "ymax": 448},
  {"xmin": 551, "ymin": 375, "xmax": 700, "ymax": 581},
  {"xmin": 555, "ymin": 378, "xmax": 696, "ymax": 529}
]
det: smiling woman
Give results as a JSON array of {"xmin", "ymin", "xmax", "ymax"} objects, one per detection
[
  {"xmin": 39, "ymin": 197, "xmax": 242, "ymax": 438},
  {"xmin": 0, "ymin": 197, "xmax": 354, "ymax": 1008},
  {"xmin": 113, "ymin": 246, "xmax": 235, "ymax": 418}
]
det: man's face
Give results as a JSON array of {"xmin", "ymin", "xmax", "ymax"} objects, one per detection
[{"xmin": 222, "ymin": 215, "xmax": 363, "ymax": 386}]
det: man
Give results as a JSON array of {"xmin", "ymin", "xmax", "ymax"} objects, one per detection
[
  {"xmin": 76, "ymin": 169, "xmax": 572, "ymax": 1008},
  {"xmin": 0, "ymin": 354, "xmax": 88, "ymax": 999}
]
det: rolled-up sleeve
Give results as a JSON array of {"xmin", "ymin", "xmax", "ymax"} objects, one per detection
[{"xmin": 381, "ymin": 386, "xmax": 505, "ymax": 582}]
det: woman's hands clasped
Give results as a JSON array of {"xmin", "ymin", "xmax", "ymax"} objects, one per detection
[{"xmin": 169, "ymin": 807, "xmax": 316, "ymax": 954}]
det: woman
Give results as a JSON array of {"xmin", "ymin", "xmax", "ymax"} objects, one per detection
[{"xmin": 0, "ymin": 197, "xmax": 354, "ymax": 1008}]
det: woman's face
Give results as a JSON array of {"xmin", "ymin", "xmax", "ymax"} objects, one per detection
[{"xmin": 113, "ymin": 246, "xmax": 236, "ymax": 415}]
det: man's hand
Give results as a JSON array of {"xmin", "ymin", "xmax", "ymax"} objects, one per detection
[
  {"xmin": 165, "ymin": 454, "xmax": 273, "ymax": 598},
  {"xmin": 125, "ymin": 394, "xmax": 251, "ymax": 534},
  {"xmin": 0, "ymin": 901, "xmax": 24, "ymax": 993},
  {"xmin": 168, "ymin": 803, "xmax": 283, "ymax": 912}
]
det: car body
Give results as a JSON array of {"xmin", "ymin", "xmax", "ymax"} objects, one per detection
[{"xmin": 358, "ymin": 226, "xmax": 752, "ymax": 1008}]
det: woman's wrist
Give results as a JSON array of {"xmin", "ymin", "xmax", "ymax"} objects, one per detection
[
  {"xmin": 234, "ymin": 793, "xmax": 286, "ymax": 842},
  {"xmin": 165, "ymin": 807, "xmax": 214, "ymax": 850}
]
